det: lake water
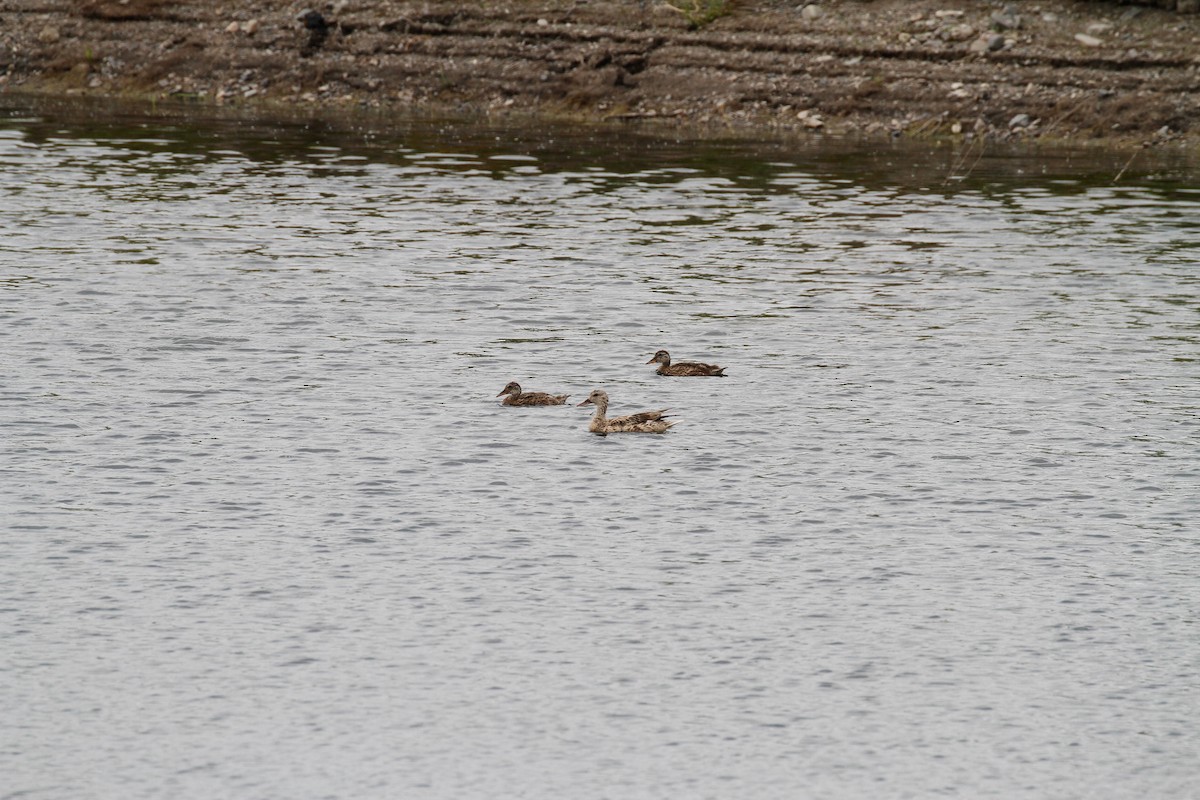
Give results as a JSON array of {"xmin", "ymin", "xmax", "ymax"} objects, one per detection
[{"xmin": 2, "ymin": 99, "xmax": 1198, "ymax": 800}]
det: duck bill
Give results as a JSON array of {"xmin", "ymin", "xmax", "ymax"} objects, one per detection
[
  {"xmin": 496, "ymin": 390, "xmax": 507, "ymax": 397},
  {"xmin": 577, "ymin": 398, "xmax": 594, "ymax": 407},
  {"xmin": 645, "ymin": 357, "xmax": 657, "ymax": 364}
]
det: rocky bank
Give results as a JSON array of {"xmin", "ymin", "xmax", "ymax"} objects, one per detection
[{"xmin": 3, "ymin": 0, "xmax": 1200, "ymax": 147}]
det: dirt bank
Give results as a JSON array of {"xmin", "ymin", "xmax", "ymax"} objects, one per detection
[{"xmin": 3, "ymin": 1, "xmax": 1200, "ymax": 147}]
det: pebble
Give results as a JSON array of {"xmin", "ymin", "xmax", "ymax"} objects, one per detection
[
  {"xmin": 38, "ymin": 25, "xmax": 60, "ymax": 44},
  {"xmin": 991, "ymin": 8, "xmax": 1021, "ymax": 31},
  {"xmin": 243, "ymin": 19, "xmax": 260, "ymax": 36},
  {"xmin": 225, "ymin": 21, "xmax": 240, "ymax": 34},
  {"xmin": 968, "ymin": 34, "xmax": 1005, "ymax": 54},
  {"xmin": 796, "ymin": 108, "xmax": 824, "ymax": 128},
  {"xmin": 1009, "ymin": 113, "xmax": 1032, "ymax": 128},
  {"xmin": 800, "ymin": 4, "xmax": 822, "ymax": 20},
  {"xmin": 942, "ymin": 23, "xmax": 976, "ymax": 42},
  {"xmin": 1074, "ymin": 33, "xmax": 1103, "ymax": 47}
]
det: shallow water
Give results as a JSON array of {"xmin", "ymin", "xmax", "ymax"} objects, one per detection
[{"xmin": 2, "ymin": 100, "xmax": 1198, "ymax": 800}]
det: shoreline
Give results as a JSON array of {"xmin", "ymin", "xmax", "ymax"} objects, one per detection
[{"xmin": 3, "ymin": 1, "xmax": 1199, "ymax": 149}]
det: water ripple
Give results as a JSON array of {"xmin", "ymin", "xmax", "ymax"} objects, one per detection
[{"xmin": 1, "ymin": 107, "xmax": 1198, "ymax": 800}]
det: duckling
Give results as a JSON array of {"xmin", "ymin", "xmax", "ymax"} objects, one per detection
[
  {"xmin": 577, "ymin": 389, "xmax": 675, "ymax": 435},
  {"xmin": 496, "ymin": 381, "xmax": 569, "ymax": 406},
  {"xmin": 647, "ymin": 349, "xmax": 725, "ymax": 377}
]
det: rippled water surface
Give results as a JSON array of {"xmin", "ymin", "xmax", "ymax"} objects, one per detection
[{"xmin": 2, "ymin": 100, "xmax": 1198, "ymax": 800}]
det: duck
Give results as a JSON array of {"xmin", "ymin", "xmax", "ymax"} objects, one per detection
[
  {"xmin": 646, "ymin": 349, "xmax": 726, "ymax": 377},
  {"xmin": 577, "ymin": 389, "xmax": 675, "ymax": 435},
  {"xmin": 496, "ymin": 381, "xmax": 569, "ymax": 406}
]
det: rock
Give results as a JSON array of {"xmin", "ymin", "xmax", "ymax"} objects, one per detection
[
  {"xmin": 243, "ymin": 19, "xmax": 260, "ymax": 36},
  {"xmin": 935, "ymin": 10, "xmax": 964, "ymax": 19},
  {"xmin": 942, "ymin": 23, "xmax": 976, "ymax": 42},
  {"xmin": 37, "ymin": 26, "xmax": 60, "ymax": 44},
  {"xmin": 225, "ymin": 21, "xmax": 240, "ymax": 34},
  {"xmin": 800, "ymin": 4, "xmax": 822, "ymax": 20},
  {"xmin": 1009, "ymin": 113, "xmax": 1032, "ymax": 129},
  {"xmin": 1075, "ymin": 33, "xmax": 1103, "ymax": 47},
  {"xmin": 969, "ymin": 33, "xmax": 1005, "ymax": 54},
  {"xmin": 991, "ymin": 8, "xmax": 1021, "ymax": 30},
  {"xmin": 796, "ymin": 108, "xmax": 824, "ymax": 128},
  {"xmin": 1086, "ymin": 22, "xmax": 1113, "ymax": 35},
  {"xmin": 951, "ymin": 121, "xmax": 962, "ymax": 134}
]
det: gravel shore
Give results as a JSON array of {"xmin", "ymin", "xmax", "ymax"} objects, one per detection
[{"xmin": 4, "ymin": 1, "xmax": 1199, "ymax": 147}]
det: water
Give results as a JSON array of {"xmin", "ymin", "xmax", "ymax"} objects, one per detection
[{"xmin": 2, "ymin": 100, "xmax": 1198, "ymax": 799}]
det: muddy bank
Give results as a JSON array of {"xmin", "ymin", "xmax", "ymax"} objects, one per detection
[{"xmin": 3, "ymin": 1, "xmax": 1200, "ymax": 147}]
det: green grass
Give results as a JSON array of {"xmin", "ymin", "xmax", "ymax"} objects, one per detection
[{"xmin": 666, "ymin": 0, "xmax": 732, "ymax": 29}]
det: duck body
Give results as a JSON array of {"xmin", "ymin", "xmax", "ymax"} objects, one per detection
[
  {"xmin": 496, "ymin": 381, "xmax": 569, "ymax": 406},
  {"xmin": 647, "ymin": 349, "xmax": 725, "ymax": 377},
  {"xmin": 577, "ymin": 389, "xmax": 675, "ymax": 435}
]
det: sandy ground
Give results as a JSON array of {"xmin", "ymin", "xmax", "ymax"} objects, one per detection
[{"xmin": 3, "ymin": 1, "xmax": 1199, "ymax": 147}]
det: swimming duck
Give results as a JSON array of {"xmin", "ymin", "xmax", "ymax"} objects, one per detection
[
  {"xmin": 496, "ymin": 381, "xmax": 569, "ymax": 406},
  {"xmin": 577, "ymin": 389, "xmax": 675, "ymax": 435},
  {"xmin": 647, "ymin": 350, "xmax": 726, "ymax": 377}
]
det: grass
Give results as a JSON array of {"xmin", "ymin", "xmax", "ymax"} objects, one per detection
[{"xmin": 665, "ymin": 0, "xmax": 732, "ymax": 29}]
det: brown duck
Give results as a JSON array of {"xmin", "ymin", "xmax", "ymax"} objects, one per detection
[
  {"xmin": 496, "ymin": 381, "xmax": 569, "ymax": 406},
  {"xmin": 577, "ymin": 389, "xmax": 675, "ymax": 435},
  {"xmin": 647, "ymin": 350, "xmax": 726, "ymax": 377}
]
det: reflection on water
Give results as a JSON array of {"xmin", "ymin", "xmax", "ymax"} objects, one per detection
[{"xmin": 2, "ymin": 97, "xmax": 1198, "ymax": 800}]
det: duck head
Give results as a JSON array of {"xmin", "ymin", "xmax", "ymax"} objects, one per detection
[
  {"xmin": 496, "ymin": 381, "xmax": 522, "ymax": 398},
  {"xmin": 646, "ymin": 350, "xmax": 671, "ymax": 366},
  {"xmin": 577, "ymin": 389, "xmax": 608, "ymax": 407}
]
